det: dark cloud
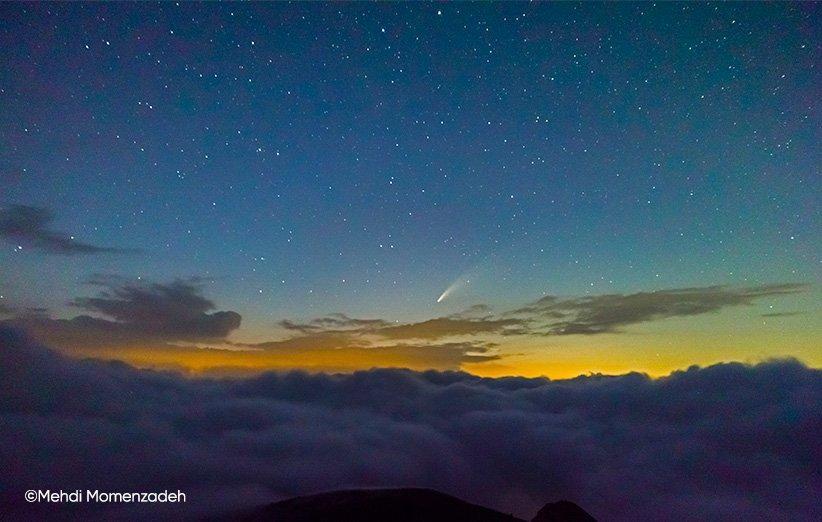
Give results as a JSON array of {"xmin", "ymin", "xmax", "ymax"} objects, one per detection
[
  {"xmin": 239, "ymin": 332, "xmax": 368, "ymax": 352},
  {"xmin": 401, "ymin": 341, "xmax": 500, "ymax": 364},
  {"xmin": 0, "ymin": 205, "xmax": 135, "ymax": 255},
  {"xmin": 269, "ymin": 312, "xmax": 526, "ymax": 363},
  {"xmin": 278, "ymin": 309, "xmax": 526, "ymax": 342},
  {"xmin": 1, "ymin": 280, "xmax": 504, "ymax": 370},
  {"xmin": 221, "ymin": 337, "xmax": 501, "ymax": 372},
  {"xmin": 278, "ymin": 313, "xmax": 391, "ymax": 334},
  {"xmin": 70, "ymin": 278, "xmax": 240, "ymax": 338},
  {"xmin": 1, "ymin": 327, "xmax": 819, "ymax": 521},
  {"xmin": 448, "ymin": 304, "xmax": 495, "ymax": 319},
  {"xmin": 761, "ymin": 311, "xmax": 802, "ymax": 317},
  {"xmin": 374, "ymin": 317, "xmax": 527, "ymax": 340},
  {"xmin": 513, "ymin": 284, "xmax": 809, "ymax": 335},
  {"xmin": 273, "ymin": 284, "xmax": 807, "ymax": 349},
  {"xmin": 277, "ymin": 312, "xmax": 524, "ymax": 340},
  {"xmin": 2, "ymin": 278, "xmax": 240, "ymax": 348},
  {"xmin": 507, "ymin": 295, "xmax": 563, "ymax": 316}
]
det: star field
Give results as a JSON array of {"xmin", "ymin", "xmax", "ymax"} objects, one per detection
[{"xmin": 0, "ymin": 2, "xmax": 818, "ymax": 376}]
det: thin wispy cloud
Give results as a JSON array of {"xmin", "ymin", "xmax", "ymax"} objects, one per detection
[{"xmin": 0, "ymin": 205, "xmax": 135, "ymax": 255}]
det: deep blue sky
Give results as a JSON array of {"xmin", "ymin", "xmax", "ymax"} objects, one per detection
[
  {"xmin": 2, "ymin": 7, "xmax": 820, "ymax": 519},
  {"xmin": 1, "ymin": 3, "xmax": 818, "ymax": 349}
]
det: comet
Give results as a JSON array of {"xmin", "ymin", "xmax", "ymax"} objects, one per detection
[
  {"xmin": 436, "ymin": 277, "xmax": 470, "ymax": 303},
  {"xmin": 436, "ymin": 287, "xmax": 453, "ymax": 303},
  {"xmin": 436, "ymin": 259, "xmax": 491, "ymax": 303}
]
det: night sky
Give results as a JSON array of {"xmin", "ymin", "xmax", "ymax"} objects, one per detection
[{"xmin": 1, "ymin": 2, "xmax": 819, "ymax": 377}]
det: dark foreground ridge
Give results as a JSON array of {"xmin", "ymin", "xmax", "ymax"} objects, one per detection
[
  {"xmin": 225, "ymin": 487, "xmax": 595, "ymax": 522},
  {"xmin": 532, "ymin": 500, "xmax": 597, "ymax": 522}
]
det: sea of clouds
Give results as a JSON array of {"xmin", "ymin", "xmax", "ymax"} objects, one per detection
[{"xmin": 1, "ymin": 326, "xmax": 819, "ymax": 520}]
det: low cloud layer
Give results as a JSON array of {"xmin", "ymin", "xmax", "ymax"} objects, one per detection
[
  {"xmin": 278, "ymin": 313, "xmax": 391, "ymax": 334},
  {"xmin": 0, "ymin": 278, "xmax": 499, "ymax": 372},
  {"xmin": 274, "ymin": 283, "xmax": 808, "ymax": 344},
  {"xmin": 1, "ymin": 327, "xmax": 819, "ymax": 520},
  {"xmin": 0, "ymin": 205, "xmax": 133, "ymax": 255},
  {"xmin": 278, "ymin": 312, "xmax": 526, "ymax": 340},
  {"xmin": 0, "ymin": 278, "xmax": 808, "ymax": 374}
]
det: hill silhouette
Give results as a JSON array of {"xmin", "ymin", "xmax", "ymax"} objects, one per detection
[
  {"xmin": 532, "ymin": 500, "xmax": 597, "ymax": 522},
  {"xmin": 224, "ymin": 487, "xmax": 595, "ymax": 522}
]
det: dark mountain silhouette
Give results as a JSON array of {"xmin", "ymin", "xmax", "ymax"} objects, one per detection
[
  {"xmin": 532, "ymin": 500, "xmax": 597, "ymax": 522},
  {"xmin": 221, "ymin": 487, "xmax": 595, "ymax": 522}
]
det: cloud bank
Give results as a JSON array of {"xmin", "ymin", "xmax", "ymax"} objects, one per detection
[
  {"xmin": 0, "ymin": 278, "xmax": 808, "ymax": 374},
  {"xmin": 2, "ymin": 277, "xmax": 241, "ymax": 350},
  {"xmin": 1, "ymin": 327, "xmax": 819, "ymax": 520},
  {"xmin": 0, "ymin": 205, "xmax": 134, "ymax": 255},
  {"xmin": 277, "ymin": 284, "xmax": 808, "ymax": 342}
]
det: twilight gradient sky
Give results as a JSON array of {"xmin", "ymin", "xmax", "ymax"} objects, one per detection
[{"xmin": 1, "ymin": 2, "xmax": 819, "ymax": 377}]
